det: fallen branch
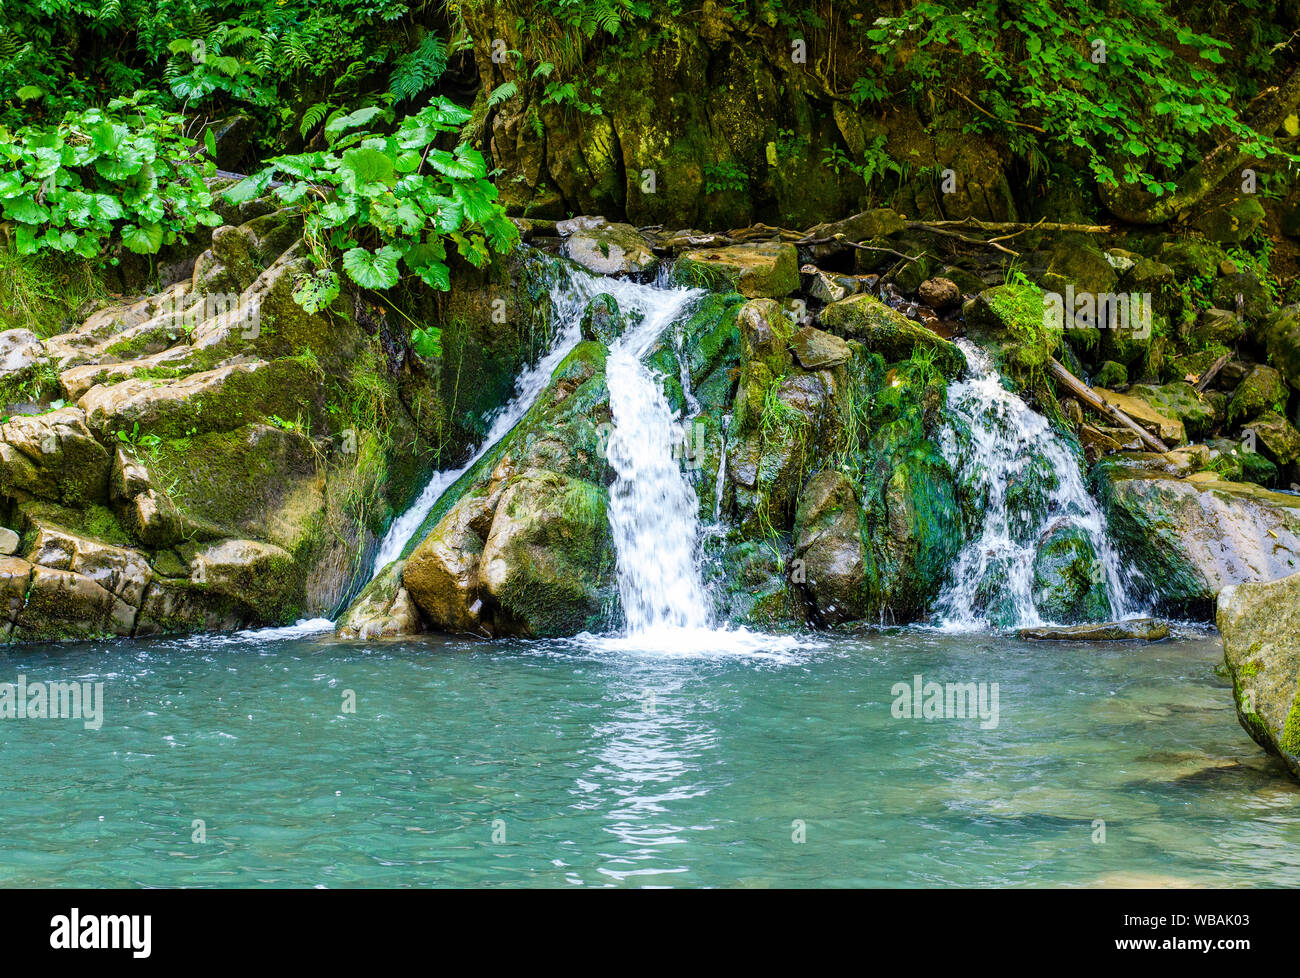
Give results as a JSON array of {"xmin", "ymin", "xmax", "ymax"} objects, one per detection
[
  {"xmin": 905, "ymin": 222, "xmax": 1022, "ymax": 257},
  {"xmin": 1193, "ymin": 352, "xmax": 1232, "ymax": 393},
  {"xmin": 1048, "ymin": 358, "xmax": 1171, "ymax": 454}
]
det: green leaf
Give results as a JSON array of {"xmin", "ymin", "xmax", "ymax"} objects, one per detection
[
  {"xmin": 2, "ymin": 196, "xmax": 49, "ymax": 224},
  {"xmin": 340, "ymin": 147, "xmax": 396, "ymax": 191},
  {"xmin": 223, "ymin": 169, "xmax": 274, "ymax": 204},
  {"xmin": 15, "ymin": 86, "xmax": 44, "ymax": 101},
  {"xmin": 342, "ymin": 245, "xmax": 401, "ymax": 289},
  {"xmin": 410, "ymin": 326, "xmax": 442, "ymax": 358},
  {"xmin": 121, "ymin": 223, "xmax": 165, "ymax": 254},
  {"xmin": 292, "ymin": 269, "xmax": 341, "ymax": 314},
  {"xmin": 325, "ymin": 106, "xmax": 384, "ymax": 139}
]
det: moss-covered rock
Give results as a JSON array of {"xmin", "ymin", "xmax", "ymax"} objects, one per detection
[
  {"xmin": 1229, "ymin": 365, "xmax": 1290, "ymax": 423},
  {"xmin": 675, "ymin": 243, "xmax": 799, "ymax": 298},
  {"xmin": 1191, "ymin": 194, "xmax": 1266, "ymax": 244},
  {"xmin": 1245, "ymin": 411, "xmax": 1300, "ymax": 468},
  {"xmin": 478, "ymin": 468, "xmax": 616, "ymax": 637},
  {"xmin": 1126, "ymin": 381, "xmax": 1217, "ymax": 440},
  {"xmin": 820, "ymin": 294, "xmax": 963, "ymax": 376},
  {"xmin": 793, "ymin": 470, "xmax": 871, "ymax": 624},
  {"xmin": 1093, "ymin": 360, "xmax": 1128, "ymax": 388},
  {"xmin": 1263, "ymin": 306, "xmax": 1300, "ymax": 395},
  {"xmin": 0, "ymin": 407, "xmax": 111, "ymax": 507},
  {"xmin": 562, "ymin": 221, "xmax": 658, "ymax": 276},
  {"xmin": 580, "ymin": 293, "xmax": 623, "ymax": 345},
  {"xmin": 1031, "ymin": 523, "xmax": 1110, "ymax": 623},
  {"xmin": 1218, "ymin": 570, "xmax": 1300, "ymax": 779},
  {"xmin": 402, "ymin": 490, "xmax": 495, "ymax": 634},
  {"xmin": 336, "ymin": 559, "xmax": 423, "ymax": 640},
  {"xmin": 1091, "ymin": 387, "xmax": 1187, "ymax": 445},
  {"xmin": 963, "ymin": 283, "xmax": 1061, "ymax": 382}
]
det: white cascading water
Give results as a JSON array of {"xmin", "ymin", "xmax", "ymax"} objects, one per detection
[
  {"xmin": 934, "ymin": 339, "xmax": 1131, "ymax": 629},
  {"xmin": 603, "ymin": 284, "xmax": 714, "ymax": 633},
  {"xmin": 369, "ymin": 263, "xmax": 689, "ymax": 580}
]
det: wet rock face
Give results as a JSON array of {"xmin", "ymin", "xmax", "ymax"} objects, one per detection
[
  {"xmin": 1218, "ymin": 571, "xmax": 1300, "ymax": 779},
  {"xmin": 0, "ymin": 199, "xmax": 543, "ymax": 643},
  {"xmin": 1030, "ymin": 524, "xmax": 1111, "ymax": 623},
  {"xmin": 478, "ymin": 469, "xmax": 616, "ymax": 637},
  {"xmin": 1098, "ymin": 463, "xmax": 1300, "ymax": 611},
  {"xmin": 794, "ymin": 470, "xmax": 868, "ymax": 625},
  {"xmin": 335, "ymin": 561, "xmax": 423, "ymax": 641},
  {"xmin": 561, "ymin": 221, "xmax": 658, "ymax": 276}
]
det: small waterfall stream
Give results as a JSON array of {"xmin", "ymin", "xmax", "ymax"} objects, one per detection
[
  {"xmin": 369, "ymin": 262, "xmax": 699, "ymax": 581},
  {"xmin": 603, "ymin": 284, "xmax": 712, "ymax": 634},
  {"xmin": 933, "ymin": 339, "xmax": 1132, "ymax": 629}
]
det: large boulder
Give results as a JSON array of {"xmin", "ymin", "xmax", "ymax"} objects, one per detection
[
  {"xmin": 0, "ymin": 407, "xmax": 111, "ymax": 506},
  {"xmin": 1218, "ymin": 571, "xmax": 1300, "ymax": 778},
  {"xmin": 1245, "ymin": 411, "xmax": 1300, "ymax": 468},
  {"xmin": 962, "ymin": 283, "xmax": 1061, "ymax": 381},
  {"xmin": 1031, "ymin": 522, "xmax": 1110, "ymax": 623},
  {"xmin": 1228, "ymin": 365, "xmax": 1289, "ymax": 424},
  {"xmin": 1263, "ymin": 306, "xmax": 1300, "ymax": 394},
  {"xmin": 819, "ymin": 294, "xmax": 963, "ymax": 375},
  {"xmin": 1099, "ymin": 463, "xmax": 1300, "ymax": 610},
  {"xmin": 675, "ymin": 243, "xmax": 799, "ymax": 298},
  {"xmin": 561, "ymin": 220, "xmax": 658, "ymax": 276},
  {"xmin": 477, "ymin": 469, "xmax": 616, "ymax": 637},
  {"xmin": 793, "ymin": 470, "xmax": 869, "ymax": 624},
  {"xmin": 335, "ymin": 560, "xmax": 423, "ymax": 640},
  {"xmin": 402, "ymin": 491, "xmax": 496, "ymax": 633},
  {"xmin": 1091, "ymin": 388, "xmax": 1186, "ymax": 446},
  {"xmin": 1125, "ymin": 381, "xmax": 1216, "ymax": 441}
]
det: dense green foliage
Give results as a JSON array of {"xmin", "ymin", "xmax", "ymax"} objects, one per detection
[
  {"xmin": 0, "ymin": 92, "xmax": 221, "ymax": 258},
  {"xmin": 224, "ymin": 97, "xmax": 517, "ymax": 320},
  {"xmin": 858, "ymin": 0, "xmax": 1296, "ymax": 193}
]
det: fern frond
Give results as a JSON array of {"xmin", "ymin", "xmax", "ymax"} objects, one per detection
[
  {"xmin": 487, "ymin": 81, "xmax": 517, "ymax": 108},
  {"xmin": 388, "ymin": 33, "xmax": 447, "ymax": 102},
  {"xmin": 299, "ymin": 101, "xmax": 331, "ymax": 137}
]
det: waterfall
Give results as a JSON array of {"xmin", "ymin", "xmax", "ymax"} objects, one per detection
[
  {"xmin": 369, "ymin": 261, "xmax": 693, "ymax": 580},
  {"xmin": 602, "ymin": 284, "xmax": 713, "ymax": 634},
  {"xmin": 934, "ymin": 339, "xmax": 1131, "ymax": 630}
]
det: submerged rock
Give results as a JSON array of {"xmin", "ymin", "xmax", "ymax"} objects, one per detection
[
  {"xmin": 1218, "ymin": 571, "xmax": 1300, "ymax": 778},
  {"xmin": 1018, "ymin": 619, "xmax": 1170, "ymax": 641}
]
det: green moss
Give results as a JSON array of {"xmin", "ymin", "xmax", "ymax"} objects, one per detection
[
  {"xmin": 18, "ymin": 499, "xmax": 133, "ymax": 548},
  {"xmin": 1279, "ymin": 683, "xmax": 1300, "ymax": 757},
  {"xmin": 0, "ymin": 243, "xmax": 108, "ymax": 337}
]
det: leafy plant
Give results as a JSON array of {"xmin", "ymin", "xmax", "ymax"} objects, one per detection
[
  {"xmin": 0, "ymin": 92, "xmax": 222, "ymax": 259},
  {"xmin": 224, "ymin": 97, "xmax": 518, "ymax": 312},
  {"xmin": 703, "ymin": 160, "xmax": 748, "ymax": 195},
  {"xmin": 860, "ymin": 0, "xmax": 1298, "ymax": 194}
]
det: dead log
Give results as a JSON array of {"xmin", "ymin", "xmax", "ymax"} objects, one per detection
[
  {"xmin": 1048, "ymin": 358, "xmax": 1171, "ymax": 454},
  {"xmin": 1193, "ymin": 352, "xmax": 1232, "ymax": 393}
]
